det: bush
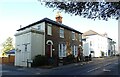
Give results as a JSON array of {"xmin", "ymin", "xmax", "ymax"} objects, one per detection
[
  {"xmin": 116, "ymin": 54, "xmax": 120, "ymax": 56},
  {"xmin": 64, "ymin": 54, "xmax": 75, "ymax": 64},
  {"xmin": 85, "ymin": 56, "xmax": 89, "ymax": 61},
  {"xmin": 32, "ymin": 55, "xmax": 48, "ymax": 67}
]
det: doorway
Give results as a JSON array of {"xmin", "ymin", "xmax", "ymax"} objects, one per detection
[{"xmin": 46, "ymin": 40, "xmax": 53, "ymax": 57}]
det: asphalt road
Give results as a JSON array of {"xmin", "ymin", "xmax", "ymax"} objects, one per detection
[
  {"xmin": 41, "ymin": 56, "xmax": 120, "ymax": 75},
  {"xmin": 1, "ymin": 56, "xmax": 120, "ymax": 77}
]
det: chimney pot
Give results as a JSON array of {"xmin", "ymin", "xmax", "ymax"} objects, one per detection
[{"xmin": 55, "ymin": 12, "xmax": 62, "ymax": 23}]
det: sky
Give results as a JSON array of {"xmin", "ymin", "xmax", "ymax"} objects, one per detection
[{"xmin": 0, "ymin": 0, "xmax": 118, "ymax": 52}]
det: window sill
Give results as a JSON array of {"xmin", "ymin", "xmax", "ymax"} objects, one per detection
[
  {"xmin": 60, "ymin": 36, "xmax": 64, "ymax": 38},
  {"xmin": 72, "ymin": 39, "xmax": 75, "ymax": 40},
  {"xmin": 48, "ymin": 34, "xmax": 52, "ymax": 36}
]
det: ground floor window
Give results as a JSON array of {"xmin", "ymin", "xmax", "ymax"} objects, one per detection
[
  {"xmin": 71, "ymin": 45, "xmax": 78, "ymax": 57},
  {"xmin": 59, "ymin": 43, "xmax": 66, "ymax": 57}
]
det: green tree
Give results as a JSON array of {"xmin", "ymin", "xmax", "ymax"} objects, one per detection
[
  {"xmin": 1, "ymin": 37, "xmax": 14, "ymax": 56},
  {"xmin": 40, "ymin": 1, "xmax": 120, "ymax": 20}
]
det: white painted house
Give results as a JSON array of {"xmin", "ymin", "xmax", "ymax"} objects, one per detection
[
  {"xmin": 82, "ymin": 30, "xmax": 114, "ymax": 57},
  {"xmin": 14, "ymin": 22, "xmax": 45, "ymax": 67}
]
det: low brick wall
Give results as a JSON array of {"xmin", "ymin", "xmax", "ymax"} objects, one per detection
[{"xmin": 0, "ymin": 55, "xmax": 15, "ymax": 64}]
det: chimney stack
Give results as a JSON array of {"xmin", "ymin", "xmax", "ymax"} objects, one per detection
[{"xmin": 55, "ymin": 11, "xmax": 62, "ymax": 23}]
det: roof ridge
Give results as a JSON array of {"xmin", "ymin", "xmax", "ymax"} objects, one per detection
[{"xmin": 17, "ymin": 17, "xmax": 82, "ymax": 34}]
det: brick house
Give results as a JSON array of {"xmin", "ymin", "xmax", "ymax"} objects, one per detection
[{"xmin": 15, "ymin": 13, "xmax": 83, "ymax": 67}]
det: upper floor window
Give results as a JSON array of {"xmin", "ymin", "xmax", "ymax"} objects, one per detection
[
  {"xmin": 79, "ymin": 34, "xmax": 82, "ymax": 41},
  {"xmin": 38, "ymin": 25, "xmax": 41, "ymax": 30},
  {"xmin": 47, "ymin": 24, "xmax": 52, "ymax": 35},
  {"xmin": 72, "ymin": 32, "xmax": 75, "ymax": 40},
  {"xmin": 90, "ymin": 41, "xmax": 92, "ymax": 46},
  {"xmin": 23, "ymin": 43, "xmax": 30, "ymax": 52},
  {"xmin": 60, "ymin": 28, "xmax": 64, "ymax": 38},
  {"xmin": 25, "ymin": 45, "xmax": 27, "ymax": 52}
]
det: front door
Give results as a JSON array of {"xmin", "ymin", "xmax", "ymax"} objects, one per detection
[
  {"xmin": 46, "ymin": 40, "xmax": 53, "ymax": 58},
  {"xmin": 48, "ymin": 44, "xmax": 52, "ymax": 57}
]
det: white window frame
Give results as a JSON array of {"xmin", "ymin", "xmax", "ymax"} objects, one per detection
[
  {"xmin": 63, "ymin": 44, "xmax": 66, "ymax": 57},
  {"xmin": 72, "ymin": 31, "xmax": 75, "ymax": 40},
  {"xmin": 90, "ymin": 41, "xmax": 92, "ymax": 46},
  {"xmin": 72, "ymin": 45, "xmax": 78, "ymax": 57},
  {"xmin": 47, "ymin": 24, "xmax": 52, "ymax": 35},
  {"xmin": 79, "ymin": 34, "xmax": 82, "ymax": 42},
  {"xmin": 25, "ymin": 45, "xmax": 27, "ymax": 52},
  {"xmin": 59, "ymin": 44, "xmax": 66, "ymax": 57},
  {"xmin": 38, "ymin": 25, "xmax": 41, "ymax": 30},
  {"xmin": 75, "ymin": 46, "xmax": 78, "ymax": 57},
  {"xmin": 60, "ymin": 28, "xmax": 64, "ymax": 38},
  {"xmin": 59, "ymin": 44, "xmax": 62, "ymax": 57},
  {"xmin": 71, "ymin": 46, "xmax": 74, "ymax": 55}
]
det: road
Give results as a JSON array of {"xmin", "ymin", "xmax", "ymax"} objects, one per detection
[
  {"xmin": 41, "ymin": 56, "xmax": 120, "ymax": 75},
  {"xmin": 1, "ymin": 56, "xmax": 120, "ymax": 77}
]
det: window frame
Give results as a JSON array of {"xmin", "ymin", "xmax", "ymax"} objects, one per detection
[
  {"xmin": 38, "ymin": 25, "xmax": 41, "ymax": 30},
  {"xmin": 47, "ymin": 23, "xmax": 52, "ymax": 35},
  {"xmin": 75, "ymin": 46, "xmax": 78, "ymax": 56},
  {"xmin": 90, "ymin": 41, "xmax": 92, "ymax": 46},
  {"xmin": 59, "ymin": 44, "xmax": 62, "ymax": 57},
  {"xmin": 71, "ymin": 45, "xmax": 78, "ymax": 57},
  {"xmin": 79, "ymin": 34, "xmax": 82, "ymax": 42},
  {"xmin": 60, "ymin": 27, "xmax": 64, "ymax": 38},
  {"xmin": 72, "ymin": 31, "xmax": 75, "ymax": 40},
  {"xmin": 25, "ymin": 45, "xmax": 27, "ymax": 52},
  {"xmin": 71, "ymin": 46, "xmax": 74, "ymax": 55},
  {"xmin": 59, "ymin": 43, "xmax": 66, "ymax": 57}
]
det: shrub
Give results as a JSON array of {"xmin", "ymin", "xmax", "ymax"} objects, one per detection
[
  {"xmin": 85, "ymin": 56, "xmax": 89, "ymax": 61},
  {"xmin": 64, "ymin": 54, "xmax": 75, "ymax": 64},
  {"xmin": 32, "ymin": 55, "xmax": 48, "ymax": 67}
]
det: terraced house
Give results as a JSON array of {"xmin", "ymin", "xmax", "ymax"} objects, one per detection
[
  {"xmin": 82, "ymin": 30, "xmax": 116, "ymax": 58},
  {"xmin": 14, "ymin": 13, "xmax": 83, "ymax": 67}
]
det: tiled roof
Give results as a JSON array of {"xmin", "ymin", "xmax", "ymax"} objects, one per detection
[
  {"xmin": 17, "ymin": 18, "xmax": 82, "ymax": 34},
  {"xmin": 83, "ymin": 30, "xmax": 111, "ymax": 39},
  {"xmin": 83, "ymin": 30, "xmax": 99, "ymax": 36}
]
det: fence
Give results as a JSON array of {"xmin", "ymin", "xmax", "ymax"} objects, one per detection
[{"xmin": 0, "ymin": 55, "xmax": 15, "ymax": 64}]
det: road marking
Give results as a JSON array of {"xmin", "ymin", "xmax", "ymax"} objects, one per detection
[
  {"xmin": 103, "ymin": 69, "xmax": 111, "ymax": 72},
  {"xmin": 35, "ymin": 72, "xmax": 41, "ymax": 75},
  {"xmin": 80, "ymin": 64, "xmax": 83, "ymax": 65},
  {"xmin": 87, "ymin": 61, "xmax": 92, "ymax": 63},
  {"xmin": 88, "ymin": 62, "xmax": 113, "ymax": 73},
  {"xmin": 114, "ymin": 63, "xmax": 118, "ymax": 65},
  {"xmin": 0, "ymin": 70, "xmax": 10, "ymax": 73},
  {"xmin": 74, "ymin": 64, "xmax": 78, "ymax": 66},
  {"xmin": 17, "ymin": 68, "xmax": 25, "ymax": 70},
  {"xmin": 104, "ymin": 62, "xmax": 111, "ymax": 66},
  {"xmin": 87, "ymin": 67, "xmax": 101, "ymax": 72}
]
